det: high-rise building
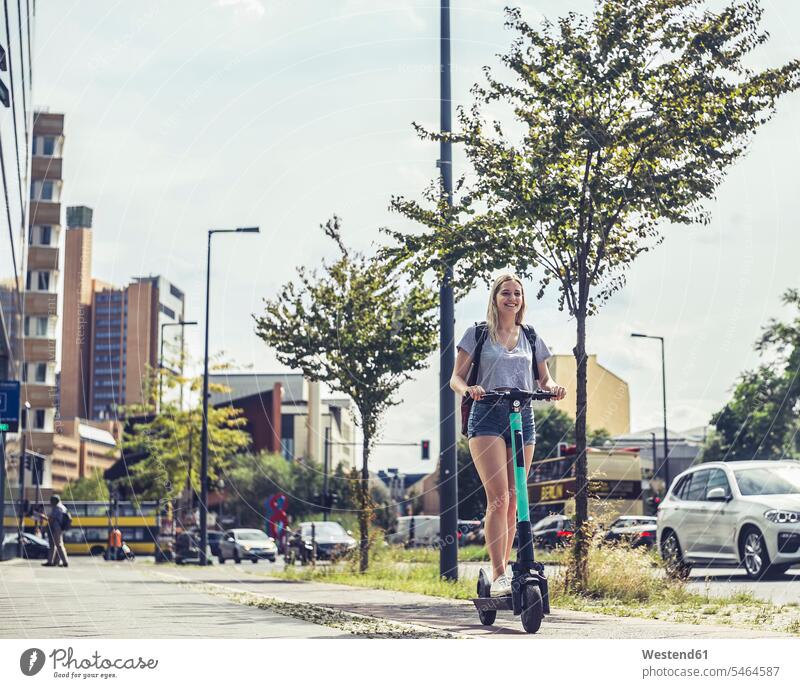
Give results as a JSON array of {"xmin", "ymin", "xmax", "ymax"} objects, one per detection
[
  {"xmin": 22, "ymin": 112, "xmax": 65, "ymax": 458},
  {"xmin": 61, "ymin": 205, "xmax": 93, "ymax": 420},
  {"xmin": 60, "ymin": 212, "xmax": 186, "ymax": 422}
]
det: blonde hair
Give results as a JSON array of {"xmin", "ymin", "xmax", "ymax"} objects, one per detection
[{"xmin": 486, "ymin": 273, "xmax": 526, "ymax": 342}]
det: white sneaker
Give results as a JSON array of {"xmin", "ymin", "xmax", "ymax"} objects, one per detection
[{"xmin": 490, "ymin": 574, "xmax": 512, "ymax": 597}]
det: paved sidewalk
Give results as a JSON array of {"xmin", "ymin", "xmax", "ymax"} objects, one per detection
[
  {"xmin": 1, "ymin": 558, "xmax": 793, "ymax": 639},
  {"xmin": 150, "ymin": 561, "xmax": 792, "ymax": 639},
  {"xmin": 0, "ymin": 558, "xmax": 346, "ymax": 639}
]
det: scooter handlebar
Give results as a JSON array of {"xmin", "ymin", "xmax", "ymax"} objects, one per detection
[{"xmin": 470, "ymin": 388, "xmax": 558, "ymax": 402}]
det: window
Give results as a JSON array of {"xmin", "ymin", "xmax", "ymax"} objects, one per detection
[
  {"xmin": 672, "ymin": 475, "xmax": 691, "ymax": 500},
  {"xmin": 41, "ymin": 181, "xmax": 54, "ymax": 200},
  {"xmin": 685, "ymin": 470, "xmax": 710, "ymax": 501},
  {"xmin": 40, "ymin": 226, "xmax": 52, "ymax": 245},
  {"xmin": 24, "ymin": 409, "xmax": 46, "ymax": 430},
  {"xmin": 33, "ymin": 363, "xmax": 47, "ymax": 383},
  {"xmin": 42, "ymin": 137, "xmax": 55, "ymax": 156},
  {"xmin": 705, "ymin": 469, "xmax": 731, "ymax": 500},
  {"xmin": 170, "ymin": 284, "xmax": 184, "ymax": 300},
  {"xmin": 24, "ymin": 316, "xmax": 49, "ymax": 337},
  {"xmin": 159, "ymin": 303, "xmax": 175, "ymax": 319}
]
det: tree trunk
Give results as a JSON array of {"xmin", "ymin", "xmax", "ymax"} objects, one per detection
[
  {"xmin": 358, "ymin": 431, "xmax": 371, "ymax": 573},
  {"xmin": 571, "ymin": 296, "xmax": 590, "ymax": 591}
]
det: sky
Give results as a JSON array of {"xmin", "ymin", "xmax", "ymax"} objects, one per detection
[{"xmin": 34, "ymin": 0, "xmax": 800, "ymax": 474}]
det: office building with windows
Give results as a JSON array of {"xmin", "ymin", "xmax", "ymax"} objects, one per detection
[
  {"xmin": 21, "ymin": 112, "xmax": 65, "ymax": 458},
  {"xmin": 60, "ymin": 210, "xmax": 186, "ymax": 422}
]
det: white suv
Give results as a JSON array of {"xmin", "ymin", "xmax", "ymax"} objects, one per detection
[{"xmin": 657, "ymin": 460, "xmax": 800, "ymax": 580}]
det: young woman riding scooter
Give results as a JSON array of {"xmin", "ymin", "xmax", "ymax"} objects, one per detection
[{"xmin": 450, "ymin": 273, "xmax": 567, "ymax": 597}]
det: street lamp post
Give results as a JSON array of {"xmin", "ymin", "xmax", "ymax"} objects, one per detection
[
  {"xmin": 199, "ymin": 227, "xmax": 259, "ymax": 566},
  {"xmin": 631, "ymin": 333, "xmax": 670, "ymax": 491},
  {"xmin": 17, "ymin": 400, "xmax": 31, "ymax": 558},
  {"xmin": 437, "ymin": 0, "xmax": 458, "ymax": 583},
  {"xmin": 158, "ymin": 320, "xmax": 198, "ymax": 411}
]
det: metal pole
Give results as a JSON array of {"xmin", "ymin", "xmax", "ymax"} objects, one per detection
[
  {"xmin": 158, "ymin": 322, "xmax": 166, "ymax": 412},
  {"xmin": 438, "ymin": 0, "xmax": 458, "ymax": 582},
  {"xmin": 0, "ymin": 432, "xmax": 7, "ymax": 560},
  {"xmin": 199, "ymin": 231, "xmax": 212, "ymax": 566},
  {"xmin": 650, "ymin": 431, "xmax": 658, "ymax": 482},
  {"xmin": 660, "ymin": 337, "xmax": 670, "ymax": 492},
  {"xmin": 323, "ymin": 426, "xmax": 330, "ymax": 522},
  {"xmin": 17, "ymin": 431, "xmax": 26, "ymax": 558},
  {"xmin": 179, "ymin": 322, "xmax": 186, "ymax": 411}
]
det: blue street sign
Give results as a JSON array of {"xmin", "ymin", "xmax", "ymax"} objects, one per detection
[{"xmin": 0, "ymin": 380, "xmax": 21, "ymax": 433}]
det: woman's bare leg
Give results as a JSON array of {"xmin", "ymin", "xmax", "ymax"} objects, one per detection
[
  {"xmin": 504, "ymin": 443, "xmax": 535, "ymax": 567},
  {"xmin": 469, "ymin": 435, "xmax": 511, "ymax": 580}
]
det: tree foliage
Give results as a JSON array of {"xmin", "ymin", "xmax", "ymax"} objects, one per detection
[
  {"xmin": 384, "ymin": 0, "xmax": 799, "ymax": 588},
  {"xmin": 119, "ymin": 358, "xmax": 250, "ymax": 502},
  {"xmin": 63, "ymin": 470, "xmax": 110, "ymax": 502},
  {"xmin": 702, "ymin": 289, "xmax": 800, "ymax": 462},
  {"xmin": 254, "ymin": 217, "xmax": 438, "ymax": 571}
]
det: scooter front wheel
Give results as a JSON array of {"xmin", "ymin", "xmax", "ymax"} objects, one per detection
[
  {"xmin": 478, "ymin": 609, "xmax": 496, "ymax": 626},
  {"xmin": 521, "ymin": 584, "xmax": 543, "ymax": 634}
]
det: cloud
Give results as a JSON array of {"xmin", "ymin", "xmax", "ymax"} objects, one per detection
[{"xmin": 216, "ymin": 0, "xmax": 265, "ymax": 18}]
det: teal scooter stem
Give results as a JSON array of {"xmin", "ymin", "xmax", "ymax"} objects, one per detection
[{"xmin": 471, "ymin": 387, "xmax": 557, "ymax": 634}]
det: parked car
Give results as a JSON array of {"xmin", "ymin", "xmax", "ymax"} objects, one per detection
[
  {"xmin": 217, "ymin": 528, "xmax": 277, "ymax": 564},
  {"xmin": 658, "ymin": 460, "xmax": 800, "ymax": 580},
  {"xmin": 285, "ymin": 521, "xmax": 356, "ymax": 564},
  {"xmin": 387, "ymin": 516, "xmax": 484, "ymax": 547},
  {"xmin": 174, "ymin": 532, "xmax": 212, "ymax": 565},
  {"xmin": 603, "ymin": 515, "xmax": 658, "ymax": 548},
  {"xmin": 207, "ymin": 531, "xmax": 225, "ymax": 558},
  {"xmin": 2, "ymin": 532, "xmax": 50, "ymax": 559},
  {"xmin": 532, "ymin": 515, "xmax": 574, "ymax": 549}
]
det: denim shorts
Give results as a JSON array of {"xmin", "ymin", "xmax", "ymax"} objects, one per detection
[{"xmin": 467, "ymin": 399, "xmax": 536, "ymax": 446}]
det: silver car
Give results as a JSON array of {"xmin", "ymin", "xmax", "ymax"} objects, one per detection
[
  {"xmin": 217, "ymin": 528, "xmax": 277, "ymax": 564},
  {"xmin": 657, "ymin": 460, "xmax": 800, "ymax": 580}
]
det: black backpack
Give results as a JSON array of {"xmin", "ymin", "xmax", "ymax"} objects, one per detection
[
  {"xmin": 460, "ymin": 321, "xmax": 540, "ymax": 436},
  {"xmin": 61, "ymin": 509, "xmax": 73, "ymax": 531}
]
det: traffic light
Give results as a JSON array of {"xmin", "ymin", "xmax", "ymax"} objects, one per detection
[{"xmin": 421, "ymin": 440, "xmax": 430, "ymax": 460}]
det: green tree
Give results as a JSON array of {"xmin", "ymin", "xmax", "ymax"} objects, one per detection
[
  {"xmin": 224, "ymin": 451, "xmax": 296, "ymax": 527},
  {"xmin": 120, "ymin": 358, "xmax": 250, "ymax": 502},
  {"xmin": 254, "ymin": 217, "xmax": 438, "ymax": 571},
  {"xmin": 63, "ymin": 470, "xmax": 110, "ymax": 502},
  {"xmin": 701, "ymin": 289, "xmax": 800, "ymax": 462},
  {"xmin": 385, "ymin": 1, "xmax": 799, "ymax": 589}
]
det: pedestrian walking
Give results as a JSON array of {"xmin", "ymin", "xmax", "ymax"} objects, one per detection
[{"xmin": 42, "ymin": 495, "xmax": 69, "ymax": 567}]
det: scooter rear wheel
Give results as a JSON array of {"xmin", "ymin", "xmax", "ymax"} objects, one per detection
[{"xmin": 521, "ymin": 584, "xmax": 543, "ymax": 634}]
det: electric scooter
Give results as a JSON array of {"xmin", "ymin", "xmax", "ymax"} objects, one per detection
[{"xmin": 471, "ymin": 387, "xmax": 558, "ymax": 634}]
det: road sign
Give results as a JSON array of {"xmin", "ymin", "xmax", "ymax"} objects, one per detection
[{"xmin": 0, "ymin": 380, "xmax": 20, "ymax": 433}]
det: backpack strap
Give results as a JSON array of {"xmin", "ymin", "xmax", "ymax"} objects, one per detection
[
  {"xmin": 466, "ymin": 321, "xmax": 488, "ymax": 387},
  {"xmin": 522, "ymin": 323, "xmax": 541, "ymax": 381}
]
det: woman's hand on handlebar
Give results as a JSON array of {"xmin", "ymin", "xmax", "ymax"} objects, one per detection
[
  {"xmin": 542, "ymin": 382, "xmax": 567, "ymax": 401},
  {"xmin": 465, "ymin": 385, "xmax": 486, "ymax": 401}
]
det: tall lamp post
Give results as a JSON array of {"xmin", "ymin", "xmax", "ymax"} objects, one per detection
[
  {"xmin": 437, "ymin": 0, "xmax": 458, "ymax": 583},
  {"xmin": 631, "ymin": 333, "xmax": 670, "ymax": 491},
  {"xmin": 199, "ymin": 227, "xmax": 259, "ymax": 565},
  {"xmin": 158, "ymin": 320, "xmax": 198, "ymax": 411}
]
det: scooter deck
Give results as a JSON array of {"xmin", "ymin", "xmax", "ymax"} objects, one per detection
[{"xmin": 472, "ymin": 596, "xmax": 513, "ymax": 612}]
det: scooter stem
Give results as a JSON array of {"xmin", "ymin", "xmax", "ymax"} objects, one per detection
[{"xmin": 509, "ymin": 399, "xmax": 535, "ymax": 564}]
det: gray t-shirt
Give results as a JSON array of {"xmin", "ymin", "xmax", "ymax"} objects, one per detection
[{"xmin": 457, "ymin": 324, "xmax": 552, "ymax": 394}]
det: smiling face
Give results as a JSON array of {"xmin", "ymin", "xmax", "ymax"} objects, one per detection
[{"xmin": 495, "ymin": 279, "xmax": 524, "ymax": 319}]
